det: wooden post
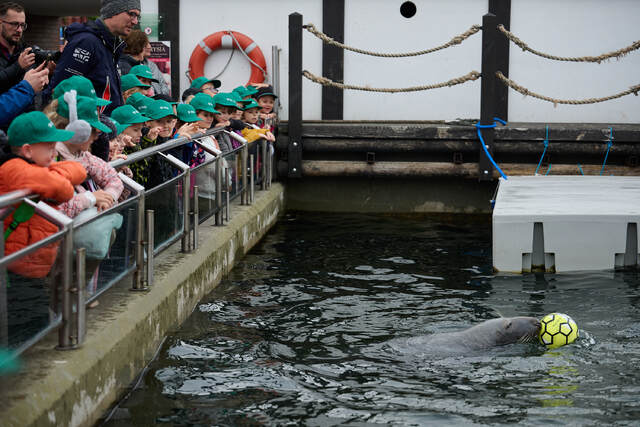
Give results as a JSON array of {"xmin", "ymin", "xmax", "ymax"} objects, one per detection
[
  {"xmin": 489, "ymin": 0, "xmax": 511, "ymax": 121},
  {"xmin": 322, "ymin": 0, "xmax": 345, "ymax": 120},
  {"xmin": 479, "ymin": 13, "xmax": 498, "ymax": 181},
  {"xmin": 288, "ymin": 13, "xmax": 303, "ymax": 178}
]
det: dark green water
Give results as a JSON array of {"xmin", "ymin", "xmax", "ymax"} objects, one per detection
[{"xmin": 104, "ymin": 213, "xmax": 640, "ymax": 426}]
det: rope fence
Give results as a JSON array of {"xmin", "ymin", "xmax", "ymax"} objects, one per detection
[
  {"xmin": 303, "ymin": 23, "xmax": 481, "ymax": 58},
  {"xmin": 495, "ymin": 71, "xmax": 640, "ymax": 107},
  {"xmin": 497, "ymin": 24, "xmax": 640, "ymax": 63},
  {"xmin": 302, "ymin": 70, "xmax": 481, "ymax": 93},
  {"xmin": 299, "ymin": 20, "xmax": 640, "ymax": 105}
]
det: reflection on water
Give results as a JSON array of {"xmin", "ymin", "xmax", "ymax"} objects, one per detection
[{"xmin": 103, "ymin": 213, "xmax": 640, "ymax": 426}]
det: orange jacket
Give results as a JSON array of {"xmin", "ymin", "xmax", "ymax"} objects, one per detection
[{"xmin": 0, "ymin": 157, "xmax": 86, "ymax": 278}]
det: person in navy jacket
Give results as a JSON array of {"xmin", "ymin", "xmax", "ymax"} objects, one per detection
[{"xmin": 47, "ymin": 0, "xmax": 141, "ymax": 115}]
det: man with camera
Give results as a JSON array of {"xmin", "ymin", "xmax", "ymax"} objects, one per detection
[{"xmin": 0, "ymin": 2, "xmax": 34, "ymax": 94}]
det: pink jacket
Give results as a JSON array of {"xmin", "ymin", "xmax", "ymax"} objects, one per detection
[{"xmin": 56, "ymin": 142, "xmax": 124, "ymax": 218}]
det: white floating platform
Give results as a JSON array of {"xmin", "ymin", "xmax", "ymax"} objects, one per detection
[{"xmin": 493, "ymin": 176, "xmax": 640, "ymax": 273}]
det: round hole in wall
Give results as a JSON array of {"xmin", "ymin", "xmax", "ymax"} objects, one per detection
[{"xmin": 400, "ymin": 1, "xmax": 417, "ymax": 18}]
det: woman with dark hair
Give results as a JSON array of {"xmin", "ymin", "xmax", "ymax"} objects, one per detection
[{"xmin": 118, "ymin": 30, "xmax": 170, "ymax": 95}]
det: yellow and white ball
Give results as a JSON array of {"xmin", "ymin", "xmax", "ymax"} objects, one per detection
[{"xmin": 539, "ymin": 313, "xmax": 579, "ymax": 349}]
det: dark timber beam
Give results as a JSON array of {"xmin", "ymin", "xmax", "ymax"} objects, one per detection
[
  {"xmin": 479, "ymin": 13, "xmax": 498, "ymax": 181},
  {"xmin": 158, "ymin": 0, "xmax": 180, "ymax": 98},
  {"xmin": 489, "ymin": 0, "xmax": 511, "ymax": 121},
  {"xmin": 321, "ymin": 0, "xmax": 345, "ymax": 120},
  {"xmin": 288, "ymin": 13, "xmax": 303, "ymax": 178}
]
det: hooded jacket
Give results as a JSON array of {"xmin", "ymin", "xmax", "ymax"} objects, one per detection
[
  {"xmin": 0, "ymin": 151, "xmax": 86, "ymax": 278},
  {"xmin": 47, "ymin": 20, "xmax": 126, "ymax": 115}
]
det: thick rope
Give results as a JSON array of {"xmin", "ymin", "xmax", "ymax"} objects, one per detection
[
  {"xmin": 497, "ymin": 25, "xmax": 640, "ymax": 63},
  {"xmin": 495, "ymin": 71, "xmax": 640, "ymax": 107},
  {"xmin": 302, "ymin": 70, "xmax": 481, "ymax": 93},
  {"xmin": 303, "ymin": 23, "xmax": 481, "ymax": 58}
]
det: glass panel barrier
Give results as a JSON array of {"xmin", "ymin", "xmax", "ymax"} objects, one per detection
[
  {"xmin": 1, "ymin": 211, "xmax": 67, "ymax": 355},
  {"xmin": 191, "ymin": 156, "xmax": 219, "ymax": 224},
  {"xmin": 223, "ymin": 146, "xmax": 245, "ymax": 203},
  {"xmin": 146, "ymin": 174, "xmax": 185, "ymax": 255},
  {"xmin": 74, "ymin": 196, "xmax": 140, "ymax": 304}
]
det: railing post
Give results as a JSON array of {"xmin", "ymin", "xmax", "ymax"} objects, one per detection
[
  {"xmin": 0, "ymin": 231, "xmax": 7, "ymax": 347},
  {"xmin": 146, "ymin": 209, "xmax": 155, "ymax": 287},
  {"xmin": 192, "ymin": 185, "xmax": 199, "ymax": 251},
  {"xmin": 215, "ymin": 158, "xmax": 223, "ymax": 226},
  {"xmin": 249, "ymin": 154, "xmax": 255, "ymax": 204},
  {"xmin": 224, "ymin": 167, "xmax": 231, "ymax": 221},
  {"xmin": 58, "ymin": 222, "xmax": 73, "ymax": 349},
  {"xmin": 261, "ymin": 139, "xmax": 268, "ymax": 191},
  {"xmin": 288, "ymin": 12, "xmax": 303, "ymax": 178},
  {"xmin": 75, "ymin": 248, "xmax": 86, "ymax": 347},
  {"xmin": 241, "ymin": 144, "xmax": 249, "ymax": 205},
  {"xmin": 117, "ymin": 174, "xmax": 147, "ymax": 291},
  {"xmin": 479, "ymin": 12, "xmax": 498, "ymax": 181},
  {"xmin": 182, "ymin": 168, "xmax": 191, "ymax": 252}
]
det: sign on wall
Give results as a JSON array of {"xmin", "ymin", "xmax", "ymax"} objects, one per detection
[{"xmin": 148, "ymin": 41, "xmax": 171, "ymax": 96}]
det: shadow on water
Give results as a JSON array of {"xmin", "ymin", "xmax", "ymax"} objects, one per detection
[{"xmin": 102, "ymin": 212, "xmax": 640, "ymax": 426}]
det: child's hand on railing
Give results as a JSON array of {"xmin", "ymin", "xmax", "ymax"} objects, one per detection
[
  {"xmin": 176, "ymin": 122, "xmax": 200, "ymax": 139},
  {"xmin": 93, "ymin": 190, "xmax": 115, "ymax": 211}
]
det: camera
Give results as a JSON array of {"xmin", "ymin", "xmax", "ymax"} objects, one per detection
[{"xmin": 30, "ymin": 45, "xmax": 62, "ymax": 63}]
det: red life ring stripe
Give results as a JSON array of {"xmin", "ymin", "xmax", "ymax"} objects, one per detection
[{"xmin": 189, "ymin": 31, "xmax": 267, "ymax": 86}]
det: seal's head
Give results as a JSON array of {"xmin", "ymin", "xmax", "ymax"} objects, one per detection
[{"xmin": 494, "ymin": 316, "xmax": 541, "ymax": 346}]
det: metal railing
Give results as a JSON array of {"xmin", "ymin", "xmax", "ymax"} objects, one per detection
[{"xmin": 0, "ymin": 128, "xmax": 274, "ymax": 359}]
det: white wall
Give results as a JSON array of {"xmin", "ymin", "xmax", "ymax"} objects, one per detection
[
  {"xmin": 178, "ymin": 0, "xmax": 323, "ymax": 120},
  {"xmin": 343, "ymin": 0, "xmax": 485, "ymax": 121},
  {"xmin": 509, "ymin": 0, "xmax": 640, "ymax": 123},
  {"xmin": 175, "ymin": 0, "xmax": 639, "ymax": 123}
]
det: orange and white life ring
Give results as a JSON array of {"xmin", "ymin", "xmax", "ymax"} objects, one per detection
[{"xmin": 188, "ymin": 31, "xmax": 267, "ymax": 86}]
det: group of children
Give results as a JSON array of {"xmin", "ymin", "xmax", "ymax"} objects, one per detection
[{"xmin": 0, "ymin": 65, "xmax": 279, "ymax": 291}]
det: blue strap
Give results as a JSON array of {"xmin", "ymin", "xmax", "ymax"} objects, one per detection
[
  {"xmin": 600, "ymin": 127, "xmax": 613, "ymax": 176},
  {"xmin": 534, "ymin": 125, "xmax": 549, "ymax": 175},
  {"xmin": 475, "ymin": 117, "xmax": 508, "ymax": 180},
  {"xmin": 577, "ymin": 163, "xmax": 584, "ymax": 175},
  {"xmin": 545, "ymin": 164, "xmax": 552, "ymax": 175}
]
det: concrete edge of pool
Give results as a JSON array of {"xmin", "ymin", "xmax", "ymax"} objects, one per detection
[{"xmin": 0, "ymin": 183, "xmax": 286, "ymax": 427}]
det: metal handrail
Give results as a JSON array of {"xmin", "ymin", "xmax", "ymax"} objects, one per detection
[
  {"xmin": 110, "ymin": 128, "xmax": 224, "ymax": 169},
  {"xmin": 0, "ymin": 189, "xmax": 34, "ymax": 209}
]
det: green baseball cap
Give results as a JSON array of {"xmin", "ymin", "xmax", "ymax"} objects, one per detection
[
  {"xmin": 8, "ymin": 111, "xmax": 74, "ymax": 146},
  {"xmin": 146, "ymin": 99, "xmax": 177, "ymax": 120},
  {"xmin": 189, "ymin": 93, "xmax": 220, "ymax": 114},
  {"xmin": 190, "ymin": 76, "xmax": 221, "ymax": 90},
  {"xmin": 108, "ymin": 117, "xmax": 127, "ymax": 135},
  {"xmin": 57, "ymin": 95, "xmax": 112, "ymax": 133},
  {"xmin": 212, "ymin": 93, "xmax": 238, "ymax": 108},
  {"xmin": 125, "ymin": 92, "xmax": 154, "ymax": 114},
  {"xmin": 129, "ymin": 65, "xmax": 158, "ymax": 83},
  {"xmin": 176, "ymin": 104, "xmax": 202, "ymax": 123},
  {"xmin": 121, "ymin": 74, "xmax": 150, "ymax": 92},
  {"xmin": 53, "ymin": 76, "xmax": 111, "ymax": 107},
  {"xmin": 111, "ymin": 105, "xmax": 151, "ymax": 126},
  {"xmin": 233, "ymin": 85, "xmax": 258, "ymax": 98},
  {"xmin": 229, "ymin": 91, "xmax": 251, "ymax": 106},
  {"xmin": 243, "ymin": 99, "xmax": 261, "ymax": 111}
]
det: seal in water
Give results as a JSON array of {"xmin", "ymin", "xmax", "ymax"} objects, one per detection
[{"xmin": 389, "ymin": 317, "xmax": 541, "ymax": 354}]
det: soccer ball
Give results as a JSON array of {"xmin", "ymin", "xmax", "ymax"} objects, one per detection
[{"xmin": 539, "ymin": 313, "xmax": 579, "ymax": 349}]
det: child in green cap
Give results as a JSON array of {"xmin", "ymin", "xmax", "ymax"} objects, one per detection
[{"xmin": 0, "ymin": 111, "xmax": 87, "ymax": 278}]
